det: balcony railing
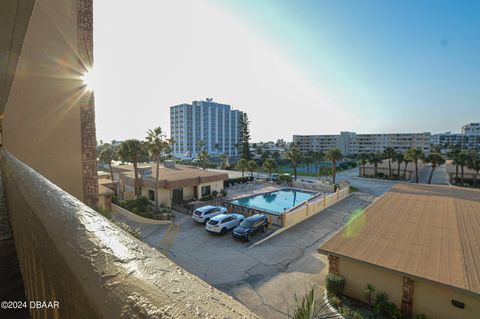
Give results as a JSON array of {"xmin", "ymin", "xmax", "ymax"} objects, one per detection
[{"xmin": 0, "ymin": 150, "xmax": 258, "ymax": 319}]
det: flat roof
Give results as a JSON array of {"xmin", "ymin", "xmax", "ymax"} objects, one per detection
[
  {"xmin": 318, "ymin": 183, "xmax": 480, "ymax": 295},
  {"xmin": 113, "ymin": 164, "xmax": 228, "ymax": 189}
]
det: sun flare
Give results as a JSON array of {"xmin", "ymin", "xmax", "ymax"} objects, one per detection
[{"xmin": 81, "ymin": 69, "xmax": 95, "ymax": 91}]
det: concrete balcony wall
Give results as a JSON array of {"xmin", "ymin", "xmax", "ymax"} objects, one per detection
[{"xmin": 1, "ymin": 150, "xmax": 258, "ymax": 319}]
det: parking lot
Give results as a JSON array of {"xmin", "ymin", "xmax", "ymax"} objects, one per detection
[{"xmin": 114, "ymin": 171, "xmax": 394, "ymax": 318}]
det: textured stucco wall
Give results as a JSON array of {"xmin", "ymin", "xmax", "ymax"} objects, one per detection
[
  {"xmin": 2, "ymin": 0, "xmax": 97, "ymax": 204},
  {"xmin": 1, "ymin": 150, "xmax": 259, "ymax": 318}
]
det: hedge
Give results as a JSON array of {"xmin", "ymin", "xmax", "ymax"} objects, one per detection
[
  {"xmin": 224, "ymin": 176, "xmax": 254, "ymax": 188},
  {"xmin": 326, "ymin": 273, "xmax": 345, "ymax": 296}
]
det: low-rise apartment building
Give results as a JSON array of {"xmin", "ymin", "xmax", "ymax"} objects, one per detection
[
  {"xmin": 293, "ymin": 131, "xmax": 431, "ymax": 155},
  {"xmin": 112, "ymin": 162, "xmax": 228, "ymax": 207},
  {"xmin": 318, "ymin": 183, "xmax": 480, "ymax": 319}
]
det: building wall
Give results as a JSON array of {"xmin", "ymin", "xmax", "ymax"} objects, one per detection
[
  {"xmin": 293, "ymin": 132, "xmax": 431, "ymax": 155},
  {"xmin": 2, "ymin": 0, "xmax": 97, "ymax": 204},
  {"xmin": 170, "ymin": 100, "xmax": 243, "ymax": 158},
  {"xmin": 339, "ymin": 257, "xmax": 403, "ymax": 307},
  {"xmin": 337, "ymin": 257, "xmax": 480, "ymax": 319}
]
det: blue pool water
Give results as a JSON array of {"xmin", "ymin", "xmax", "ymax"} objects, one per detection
[{"xmin": 230, "ymin": 188, "xmax": 316, "ymax": 215}]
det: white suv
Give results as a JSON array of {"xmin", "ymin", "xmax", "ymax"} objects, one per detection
[
  {"xmin": 205, "ymin": 214, "xmax": 245, "ymax": 234},
  {"xmin": 192, "ymin": 206, "xmax": 227, "ymax": 224}
]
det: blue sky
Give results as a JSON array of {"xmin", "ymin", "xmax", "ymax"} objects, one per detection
[
  {"xmin": 216, "ymin": 0, "xmax": 480, "ymax": 131},
  {"xmin": 93, "ymin": 0, "xmax": 479, "ymax": 142}
]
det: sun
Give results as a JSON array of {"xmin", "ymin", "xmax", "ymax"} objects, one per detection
[{"xmin": 81, "ymin": 68, "xmax": 96, "ymax": 91}]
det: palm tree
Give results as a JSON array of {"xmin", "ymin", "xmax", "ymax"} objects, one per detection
[
  {"xmin": 449, "ymin": 147, "xmax": 461, "ymax": 180},
  {"xmin": 117, "ymin": 139, "xmax": 146, "ymax": 197},
  {"xmin": 214, "ymin": 143, "xmax": 220, "ymax": 154},
  {"xmin": 197, "ymin": 139, "xmax": 205, "ymax": 154},
  {"xmin": 368, "ymin": 153, "xmax": 383, "ymax": 177},
  {"xmin": 467, "ymin": 152, "xmax": 480, "ymax": 187},
  {"xmin": 246, "ymin": 160, "xmax": 257, "ymax": 177},
  {"xmin": 197, "ymin": 150, "xmax": 209, "ymax": 170},
  {"xmin": 325, "ymin": 148, "xmax": 343, "ymax": 184},
  {"xmin": 236, "ymin": 159, "xmax": 248, "ymax": 177},
  {"xmin": 145, "ymin": 127, "xmax": 168, "ymax": 211},
  {"xmin": 405, "ymin": 148, "xmax": 424, "ymax": 183},
  {"xmin": 287, "ymin": 143, "xmax": 302, "ymax": 181},
  {"xmin": 219, "ymin": 153, "xmax": 229, "ymax": 169},
  {"xmin": 98, "ymin": 143, "xmax": 115, "ymax": 181},
  {"xmin": 425, "ymin": 153, "xmax": 446, "ymax": 184},
  {"xmin": 383, "ymin": 147, "xmax": 396, "ymax": 177},
  {"xmin": 394, "ymin": 152, "xmax": 404, "ymax": 179},
  {"xmin": 313, "ymin": 151, "xmax": 324, "ymax": 178},
  {"xmin": 402, "ymin": 157, "xmax": 411, "ymax": 180},
  {"xmin": 456, "ymin": 151, "xmax": 469, "ymax": 184},
  {"xmin": 359, "ymin": 153, "xmax": 368, "ymax": 177},
  {"xmin": 262, "ymin": 158, "xmax": 277, "ymax": 180}
]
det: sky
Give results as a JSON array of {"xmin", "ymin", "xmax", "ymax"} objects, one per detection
[{"xmin": 92, "ymin": 0, "xmax": 480, "ymax": 143}]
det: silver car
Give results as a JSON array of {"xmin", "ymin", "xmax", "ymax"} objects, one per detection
[
  {"xmin": 205, "ymin": 213, "xmax": 245, "ymax": 234},
  {"xmin": 192, "ymin": 205, "xmax": 228, "ymax": 224}
]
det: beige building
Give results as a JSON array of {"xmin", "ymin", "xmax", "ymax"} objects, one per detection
[
  {"xmin": 318, "ymin": 183, "xmax": 480, "ymax": 319},
  {"xmin": 113, "ymin": 164, "xmax": 228, "ymax": 207}
]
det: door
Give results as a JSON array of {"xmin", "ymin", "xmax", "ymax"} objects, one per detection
[
  {"xmin": 172, "ymin": 188, "xmax": 184, "ymax": 204},
  {"xmin": 193, "ymin": 186, "xmax": 198, "ymax": 200}
]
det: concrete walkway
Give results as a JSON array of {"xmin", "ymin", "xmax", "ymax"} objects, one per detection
[{"xmin": 418, "ymin": 164, "xmax": 450, "ymax": 185}]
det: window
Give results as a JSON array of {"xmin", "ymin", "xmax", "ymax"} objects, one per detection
[
  {"xmin": 148, "ymin": 189, "xmax": 155, "ymax": 201},
  {"xmin": 201, "ymin": 185, "xmax": 211, "ymax": 196}
]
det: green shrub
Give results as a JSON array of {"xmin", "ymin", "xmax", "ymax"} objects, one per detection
[
  {"xmin": 125, "ymin": 196, "xmax": 150, "ymax": 213},
  {"xmin": 328, "ymin": 294, "xmax": 342, "ymax": 308},
  {"xmin": 363, "ymin": 283, "xmax": 376, "ymax": 306},
  {"xmin": 219, "ymin": 189, "xmax": 227, "ymax": 197},
  {"xmin": 377, "ymin": 172, "xmax": 385, "ymax": 178},
  {"xmin": 200, "ymin": 194, "xmax": 214, "ymax": 201},
  {"xmin": 373, "ymin": 291, "xmax": 400, "ymax": 318},
  {"xmin": 212, "ymin": 190, "xmax": 219, "ymax": 197},
  {"xmin": 325, "ymin": 273, "xmax": 345, "ymax": 296},
  {"xmin": 416, "ymin": 314, "xmax": 432, "ymax": 319},
  {"xmin": 224, "ymin": 176, "xmax": 254, "ymax": 188}
]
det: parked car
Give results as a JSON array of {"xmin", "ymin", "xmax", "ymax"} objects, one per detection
[
  {"xmin": 232, "ymin": 214, "xmax": 269, "ymax": 241},
  {"xmin": 270, "ymin": 173, "xmax": 280, "ymax": 181},
  {"xmin": 205, "ymin": 214, "xmax": 245, "ymax": 234},
  {"xmin": 192, "ymin": 206, "xmax": 227, "ymax": 224}
]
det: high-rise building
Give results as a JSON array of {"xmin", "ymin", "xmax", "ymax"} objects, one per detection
[
  {"xmin": 170, "ymin": 99, "xmax": 244, "ymax": 158},
  {"xmin": 432, "ymin": 123, "xmax": 480, "ymax": 152},
  {"xmin": 293, "ymin": 131, "xmax": 431, "ymax": 155}
]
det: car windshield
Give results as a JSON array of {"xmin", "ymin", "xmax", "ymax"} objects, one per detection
[{"xmin": 240, "ymin": 220, "xmax": 254, "ymax": 228}]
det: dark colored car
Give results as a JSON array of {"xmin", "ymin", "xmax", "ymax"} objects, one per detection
[{"xmin": 232, "ymin": 214, "xmax": 268, "ymax": 241}]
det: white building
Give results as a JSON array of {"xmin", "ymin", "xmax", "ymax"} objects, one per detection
[
  {"xmin": 293, "ymin": 131, "xmax": 431, "ymax": 155},
  {"xmin": 432, "ymin": 123, "xmax": 480, "ymax": 152},
  {"xmin": 170, "ymin": 99, "xmax": 244, "ymax": 159}
]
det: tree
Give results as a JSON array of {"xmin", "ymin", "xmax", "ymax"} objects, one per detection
[
  {"xmin": 403, "ymin": 157, "xmax": 411, "ymax": 180},
  {"xmin": 449, "ymin": 147, "xmax": 462, "ymax": 180},
  {"xmin": 262, "ymin": 158, "xmax": 277, "ymax": 180},
  {"xmin": 456, "ymin": 151, "xmax": 469, "ymax": 184},
  {"xmin": 287, "ymin": 143, "xmax": 302, "ymax": 181},
  {"xmin": 117, "ymin": 139, "xmax": 146, "ymax": 197},
  {"xmin": 359, "ymin": 153, "xmax": 368, "ymax": 177},
  {"xmin": 246, "ymin": 160, "xmax": 257, "ymax": 177},
  {"xmin": 98, "ymin": 143, "xmax": 115, "ymax": 181},
  {"xmin": 467, "ymin": 152, "xmax": 480, "ymax": 187},
  {"xmin": 405, "ymin": 148, "xmax": 424, "ymax": 183},
  {"xmin": 236, "ymin": 159, "xmax": 248, "ymax": 177},
  {"xmin": 425, "ymin": 153, "xmax": 445, "ymax": 184},
  {"xmin": 312, "ymin": 151, "xmax": 324, "ymax": 178},
  {"xmin": 239, "ymin": 113, "xmax": 252, "ymax": 160},
  {"xmin": 368, "ymin": 153, "xmax": 383, "ymax": 177},
  {"xmin": 325, "ymin": 148, "xmax": 343, "ymax": 184},
  {"xmin": 303, "ymin": 156, "xmax": 313, "ymax": 174},
  {"xmin": 272, "ymin": 151, "xmax": 281, "ymax": 161},
  {"xmin": 219, "ymin": 153, "xmax": 229, "ymax": 169},
  {"xmin": 145, "ymin": 127, "xmax": 168, "ymax": 212},
  {"xmin": 383, "ymin": 147, "xmax": 396, "ymax": 177},
  {"xmin": 214, "ymin": 143, "xmax": 220, "ymax": 153},
  {"xmin": 197, "ymin": 139, "xmax": 205, "ymax": 153},
  {"xmin": 197, "ymin": 150, "xmax": 209, "ymax": 170},
  {"xmin": 394, "ymin": 152, "xmax": 404, "ymax": 179}
]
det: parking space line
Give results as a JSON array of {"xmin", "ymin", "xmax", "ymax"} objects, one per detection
[{"xmin": 158, "ymin": 223, "xmax": 180, "ymax": 251}]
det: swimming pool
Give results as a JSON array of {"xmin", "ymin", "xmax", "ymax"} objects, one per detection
[{"xmin": 229, "ymin": 188, "xmax": 317, "ymax": 215}]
